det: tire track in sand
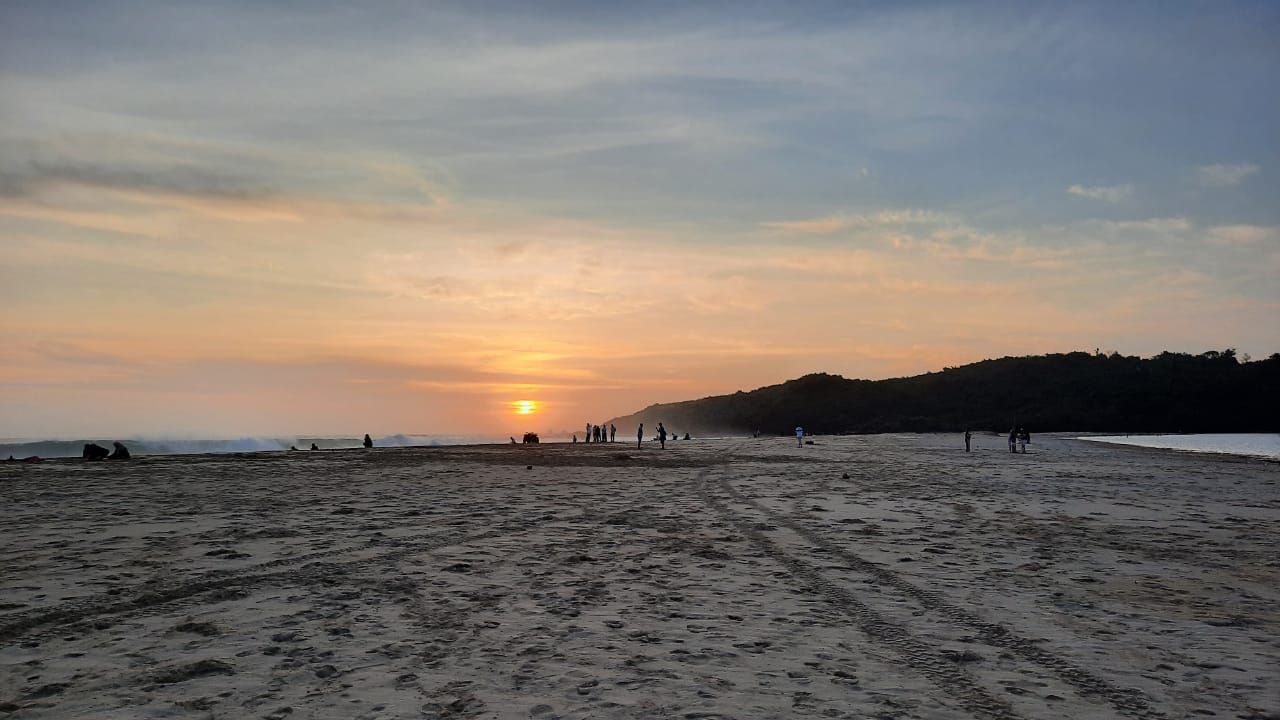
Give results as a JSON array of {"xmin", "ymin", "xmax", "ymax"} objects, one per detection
[
  {"xmin": 693, "ymin": 463, "xmax": 1022, "ymax": 720},
  {"xmin": 707, "ymin": 461, "xmax": 1167, "ymax": 720},
  {"xmin": 0, "ymin": 523, "xmax": 531, "ymax": 644}
]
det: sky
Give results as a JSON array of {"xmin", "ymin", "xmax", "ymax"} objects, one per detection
[{"xmin": 1, "ymin": 1, "xmax": 1278, "ymax": 439}]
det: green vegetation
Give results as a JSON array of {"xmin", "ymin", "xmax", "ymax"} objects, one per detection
[{"xmin": 608, "ymin": 350, "xmax": 1279, "ymax": 434}]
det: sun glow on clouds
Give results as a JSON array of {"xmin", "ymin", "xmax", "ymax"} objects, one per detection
[{"xmin": 513, "ymin": 400, "xmax": 537, "ymax": 415}]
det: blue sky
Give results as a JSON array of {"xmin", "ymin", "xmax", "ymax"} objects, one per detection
[{"xmin": 1, "ymin": 1, "xmax": 1277, "ymax": 436}]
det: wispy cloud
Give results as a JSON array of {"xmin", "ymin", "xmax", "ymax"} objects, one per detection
[
  {"xmin": 1196, "ymin": 163, "xmax": 1260, "ymax": 188},
  {"xmin": 762, "ymin": 215, "xmax": 855, "ymax": 235},
  {"xmin": 1207, "ymin": 224, "xmax": 1278, "ymax": 245},
  {"xmin": 1066, "ymin": 184, "xmax": 1133, "ymax": 203},
  {"xmin": 762, "ymin": 209, "xmax": 955, "ymax": 235}
]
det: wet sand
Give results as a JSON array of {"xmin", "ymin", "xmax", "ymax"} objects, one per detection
[{"xmin": 1, "ymin": 434, "xmax": 1277, "ymax": 719}]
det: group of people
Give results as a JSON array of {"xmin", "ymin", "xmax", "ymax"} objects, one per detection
[
  {"xmin": 578, "ymin": 423, "xmax": 616, "ymax": 444},
  {"xmin": 961, "ymin": 428, "xmax": 1032, "ymax": 452},
  {"xmin": 569, "ymin": 422, "xmax": 693, "ymax": 449},
  {"xmin": 1008, "ymin": 427, "xmax": 1031, "ymax": 453}
]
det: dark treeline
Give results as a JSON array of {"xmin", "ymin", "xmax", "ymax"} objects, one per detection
[{"xmin": 607, "ymin": 350, "xmax": 1280, "ymax": 435}]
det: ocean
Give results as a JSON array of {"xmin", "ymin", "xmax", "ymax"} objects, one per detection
[
  {"xmin": 0, "ymin": 434, "xmax": 509, "ymax": 460},
  {"xmin": 1077, "ymin": 433, "xmax": 1280, "ymax": 460}
]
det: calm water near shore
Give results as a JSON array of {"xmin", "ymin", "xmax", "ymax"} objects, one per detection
[{"xmin": 1078, "ymin": 433, "xmax": 1280, "ymax": 460}]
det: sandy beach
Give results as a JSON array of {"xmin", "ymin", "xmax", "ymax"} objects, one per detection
[{"xmin": 1, "ymin": 434, "xmax": 1277, "ymax": 719}]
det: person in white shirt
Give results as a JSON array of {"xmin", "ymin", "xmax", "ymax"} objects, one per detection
[{"xmin": 795, "ymin": 426, "xmax": 805, "ymax": 447}]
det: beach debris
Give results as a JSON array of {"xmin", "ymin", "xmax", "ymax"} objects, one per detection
[
  {"xmin": 26, "ymin": 682, "xmax": 69, "ymax": 698},
  {"xmin": 152, "ymin": 659, "xmax": 235, "ymax": 684},
  {"xmin": 526, "ymin": 465, "xmax": 533, "ymax": 470},
  {"xmin": 82, "ymin": 443, "xmax": 109, "ymax": 460},
  {"xmin": 941, "ymin": 648, "xmax": 985, "ymax": 663},
  {"xmin": 109, "ymin": 441, "xmax": 131, "ymax": 460},
  {"xmin": 204, "ymin": 547, "xmax": 250, "ymax": 559},
  {"xmin": 173, "ymin": 619, "xmax": 220, "ymax": 636}
]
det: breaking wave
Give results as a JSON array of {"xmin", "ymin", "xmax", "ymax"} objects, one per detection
[{"xmin": 0, "ymin": 434, "xmax": 505, "ymax": 459}]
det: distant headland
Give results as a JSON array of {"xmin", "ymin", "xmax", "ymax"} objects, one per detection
[{"xmin": 607, "ymin": 350, "xmax": 1280, "ymax": 435}]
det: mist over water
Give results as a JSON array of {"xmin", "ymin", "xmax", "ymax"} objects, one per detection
[{"xmin": 0, "ymin": 434, "xmax": 508, "ymax": 459}]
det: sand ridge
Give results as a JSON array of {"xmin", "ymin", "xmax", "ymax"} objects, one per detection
[{"xmin": 1, "ymin": 434, "xmax": 1277, "ymax": 718}]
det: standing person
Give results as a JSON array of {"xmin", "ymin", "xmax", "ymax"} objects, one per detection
[
  {"xmin": 964, "ymin": 429, "xmax": 972, "ymax": 452},
  {"xmin": 609, "ymin": 424, "xmax": 616, "ymax": 443},
  {"xmin": 657, "ymin": 422, "xmax": 667, "ymax": 449},
  {"xmin": 795, "ymin": 426, "xmax": 805, "ymax": 447},
  {"xmin": 572, "ymin": 434, "xmax": 578, "ymax": 444},
  {"xmin": 1008, "ymin": 428, "xmax": 1017, "ymax": 453},
  {"xmin": 1017, "ymin": 428, "xmax": 1028, "ymax": 454},
  {"xmin": 585, "ymin": 422, "xmax": 592, "ymax": 443},
  {"xmin": 636, "ymin": 423, "xmax": 644, "ymax": 449},
  {"xmin": 363, "ymin": 434, "xmax": 373, "ymax": 449}
]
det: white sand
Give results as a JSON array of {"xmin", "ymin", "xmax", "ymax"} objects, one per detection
[{"xmin": 1, "ymin": 434, "xmax": 1277, "ymax": 719}]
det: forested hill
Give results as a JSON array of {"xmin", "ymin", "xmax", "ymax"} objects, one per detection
[{"xmin": 607, "ymin": 351, "xmax": 1280, "ymax": 435}]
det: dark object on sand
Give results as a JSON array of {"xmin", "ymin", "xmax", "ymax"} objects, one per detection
[
  {"xmin": 522, "ymin": 432, "xmax": 539, "ymax": 444},
  {"xmin": 363, "ymin": 434, "xmax": 373, "ymax": 449},
  {"xmin": 109, "ymin": 441, "xmax": 131, "ymax": 460},
  {"xmin": 23, "ymin": 456, "xmax": 41, "ymax": 463},
  {"xmin": 288, "ymin": 445, "xmax": 298, "ymax": 451},
  {"xmin": 310, "ymin": 443, "xmax": 319, "ymax": 451},
  {"xmin": 525, "ymin": 465, "xmax": 533, "ymax": 470},
  {"xmin": 83, "ymin": 443, "xmax": 110, "ymax": 461},
  {"xmin": 804, "ymin": 440, "xmax": 815, "ymax": 445},
  {"xmin": 683, "ymin": 433, "xmax": 691, "ymax": 440}
]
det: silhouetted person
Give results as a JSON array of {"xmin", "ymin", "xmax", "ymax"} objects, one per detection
[
  {"xmin": 964, "ymin": 430, "xmax": 972, "ymax": 452},
  {"xmin": 83, "ymin": 443, "xmax": 109, "ymax": 461},
  {"xmin": 1008, "ymin": 428, "xmax": 1017, "ymax": 453},
  {"xmin": 108, "ymin": 442, "xmax": 131, "ymax": 459},
  {"xmin": 683, "ymin": 432, "xmax": 691, "ymax": 440},
  {"xmin": 636, "ymin": 423, "xmax": 644, "ymax": 449},
  {"xmin": 363, "ymin": 434, "xmax": 374, "ymax": 449},
  {"xmin": 795, "ymin": 426, "xmax": 805, "ymax": 447},
  {"xmin": 609, "ymin": 423, "xmax": 616, "ymax": 443},
  {"xmin": 585, "ymin": 423, "xmax": 592, "ymax": 443},
  {"xmin": 657, "ymin": 422, "xmax": 667, "ymax": 449},
  {"xmin": 310, "ymin": 443, "xmax": 319, "ymax": 451},
  {"xmin": 1017, "ymin": 428, "xmax": 1029, "ymax": 453}
]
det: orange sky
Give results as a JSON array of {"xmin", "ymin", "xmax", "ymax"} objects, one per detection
[{"xmin": 4, "ymin": 180, "xmax": 1275, "ymax": 438}]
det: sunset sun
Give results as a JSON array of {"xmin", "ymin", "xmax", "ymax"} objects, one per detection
[{"xmin": 513, "ymin": 400, "xmax": 537, "ymax": 415}]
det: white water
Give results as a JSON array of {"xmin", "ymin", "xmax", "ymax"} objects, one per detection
[
  {"xmin": 0, "ymin": 433, "xmax": 508, "ymax": 459},
  {"xmin": 1078, "ymin": 433, "xmax": 1280, "ymax": 460}
]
